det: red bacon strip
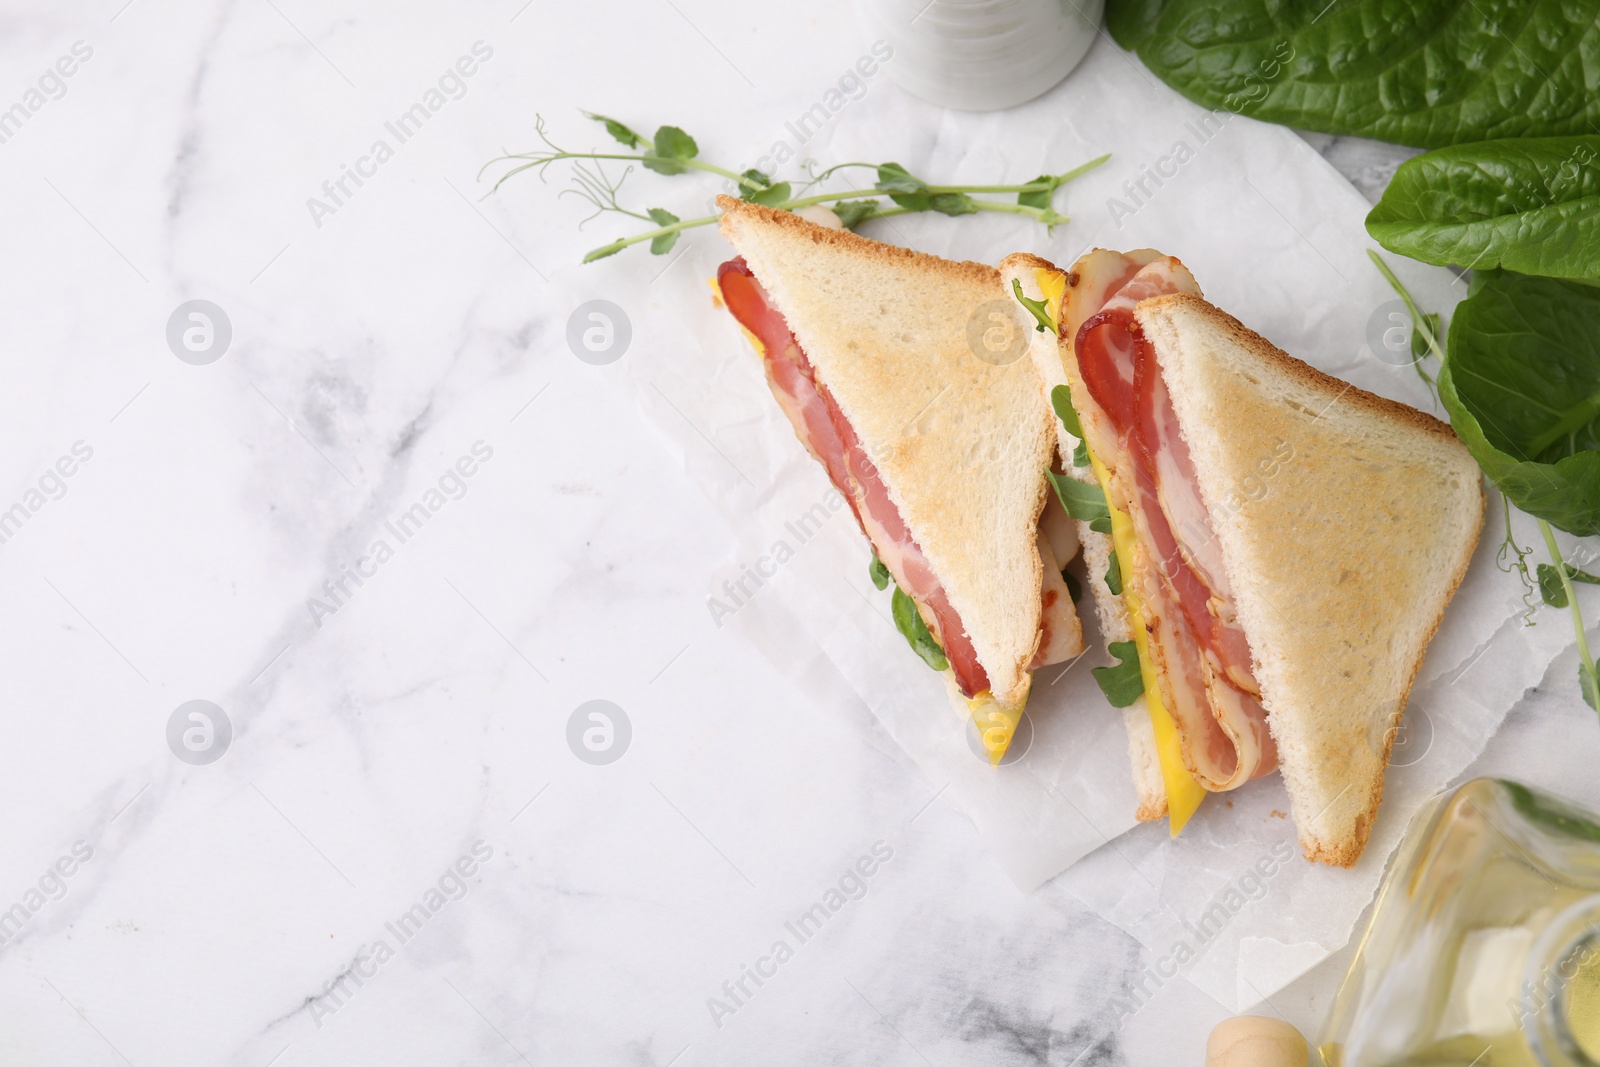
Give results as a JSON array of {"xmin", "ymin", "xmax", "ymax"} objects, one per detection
[
  {"xmin": 1073, "ymin": 259, "xmax": 1276, "ymax": 790},
  {"xmin": 716, "ymin": 257, "xmax": 992, "ymax": 698}
]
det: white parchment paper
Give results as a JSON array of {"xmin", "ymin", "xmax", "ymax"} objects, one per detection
[{"xmin": 598, "ymin": 35, "xmax": 1582, "ymax": 1010}]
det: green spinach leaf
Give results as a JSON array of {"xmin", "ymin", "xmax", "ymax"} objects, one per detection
[
  {"xmin": 1093, "ymin": 640, "xmax": 1145, "ymax": 708},
  {"xmin": 1369, "ymin": 137, "xmax": 1600, "ymax": 280},
  {"xmin": 1438, "ymin": 271, "xmax": 1600, "ymax": 534},
  {"xmin": 1107, "ymin": 0, "xmax": 1600, "ymax": 149}
]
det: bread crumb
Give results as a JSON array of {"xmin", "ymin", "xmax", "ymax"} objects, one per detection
[{"xmin": 1270, "ymin": 809, "xmax": 1287, "ymax": 820}]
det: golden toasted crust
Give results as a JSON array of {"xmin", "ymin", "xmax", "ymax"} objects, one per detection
[
  {"xmin": 1298, "ymin": 502, "xmax": 1479, "ymax": 868},
  {"xmin": 1140, "ymin": 293, "xmax": 1463, "ymax": 445},
  {"xmin": 719, "ymin": 197, "xmax": 1000, "ymax": 288},
  {"xmin": 998, "ymin": 251, "xmax": 1059, "ymax": 277},
  {"xmin": 1137, "ymin": 292, "xmax": 1485, "ymax": 869},
  {"xmin": 719, "ymin": 196, "xmax": 1054, "ymax": 709}
]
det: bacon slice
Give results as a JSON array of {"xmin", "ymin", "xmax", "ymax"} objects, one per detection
[
  {"xmin": 1067, "ymin": 254, "xmax": 1277, "ymax": 791},
  {"xmin": 716, "ymin": 257, "xmax": 992, "ymax": 697}
]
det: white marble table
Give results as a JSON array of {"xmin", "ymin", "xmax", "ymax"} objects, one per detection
[{"xmin": 0, "ymin": 3, "xmax": 1591, "ymax": 1065}]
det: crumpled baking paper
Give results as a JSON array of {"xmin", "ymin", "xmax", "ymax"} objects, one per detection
[{"xmin": 598, "ymin": 34, "xmax": 1583, "ymax": 1011}]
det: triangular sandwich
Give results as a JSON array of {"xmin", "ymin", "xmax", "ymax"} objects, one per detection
[
  {"xmin": 716, "ymin": 197, "xmax": 1084, "ymax": 761},
  {"xmin": 1003, "ymin": 248, "xmax": 1483, "ymax": 864}
]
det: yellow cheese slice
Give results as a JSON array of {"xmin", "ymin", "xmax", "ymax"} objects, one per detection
[
  {"xmin": 1034, "ymin": 267, "xmax": 1205, "ymax": 834},
  {"xmin": 967, "ymin": 690, "xmax": 1021, "ymax": 766}
]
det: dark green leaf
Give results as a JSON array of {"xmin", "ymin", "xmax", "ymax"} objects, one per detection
[
  {"xmin": 748, "ymin": 181, "xmax": 792, "ymax": 207},
  {"xmin": 1583, "ymin": 664, "xmax": 1600, "ymax": 711},
  {"xmin": 1107, "ymin": 0, "xmax": 1600, "ymax": 149},
  {"xmin": 874, "ymin": 162, "xmax": 927, "ymax": 195},
  {"xmin": 1073, "ymin": 440, "xmax": 1091, "ymax": 468},
  {"xmin": 1012, "ymin": 279, "xmax": 1055, "ymax": 334},
  {"xmin": 643, "ymin": 125, "xmax": 698, "ymax": 175},
  {"xmin": 737, "ymin": 168, "xmax": 773, "ymax": 194},
  {"xmin": 929, "ymin": 192, "xmax": 978, "ymax": 216},
  {"xmin": 892, "ymin": 586, "xmax": 948, "ymax": 671},
  {"xmin": 646, "ymin": 208, "xmax": 680, "ymax": 255},
  {"xmin": 1536, "ymin": 562, "xmax": 1600, "ymax": 608},
  {"xmin": 832, "ymin": 200, "xmax": 880, "ymax": 229},
  {"xmin": 1093, "ymin": 640, "xmax": 1145, "ymax": 708},
  {"xmin": 1047, "ymin": 469, "xmax": 1112, "ymax": 534},
  {"xmin": 1438, "ymin": 271, "xmax": 1600, "ymax": 534},
  {"xmin": 1368, "ymin": 137, "xmax": 1600, "ymax": 279},
  {"xmin": 1064, "ymin": 568, "xmax": 1082, "ymax": 604},
  {"xmin": 1105, "ymin": 552, "xmax": 1123, "ymax": 596},
  {"xmin": 868, "ymin": 552, "xmax": 891, "ymax": 591},
  {"xmin": 1018, "ymin": 174, "xmax": 1054, "ymax": 210},
  {"xmin": 876, "ymin": 162, "xmax": 933, "ymax": 211},
  {"xmin": 737, "ymin": 168, "xmax": 792, "ymax": 206},
  {"xmin": 584, "ymin": 111, "xmax": 643, "ymax": 149},
  {"xmin": 1049, "ymin": 384, "xmax": 1082, "ymax": 437}
]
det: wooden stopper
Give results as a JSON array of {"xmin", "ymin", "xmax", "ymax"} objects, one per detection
[{"xmin": 1205, "ymin": 1016, "xmax": 1309, "ymax": 1067}]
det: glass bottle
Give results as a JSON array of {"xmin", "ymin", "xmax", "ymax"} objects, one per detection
[{"xmin": 1321, "ymin": 778, "xmax": 1600, "ymax": 1066}]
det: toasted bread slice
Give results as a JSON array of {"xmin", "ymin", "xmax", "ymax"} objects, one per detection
[
  {"xmin": 1136, "ymin": 294, "xmax": 1485, "ymax": 865},
  {"xmin": 719, "ymin": 197, "xmax": 1056, "ymax": 709},
  {"xmin": 1001, "ymin": 253, "xmax": 1168, "ymax": 821}
]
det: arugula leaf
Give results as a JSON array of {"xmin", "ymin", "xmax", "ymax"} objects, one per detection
[
  {"xmin": 1012, "ymin": 279, "xmax": 1055, "ymax": 334},
  {"xmin": 1538, "ymin": 562, "xmax": 1600, "ymax": 608},
  {"xmin": 868, "ymin": 552, "xmax": 891, "ymax": 591},
  {"xmin": 1064, "ymin": 568, "xmax": 1082, "ymax": 604},
  {"xmin": 646, "ymin": 208, "xmax": 680, "ymax": 255},
  {"xmin": 1105, "ymin": 552, "xmax": 1123, "ymax": 596},
  {"xmin": 1368, "ymin": 137, "xmax": 1600, "ymax": 280},
  {"xmin": 1018, "ymin": 174, "xmax": 1054, "ymax": 210},
  {"xmin": 1438, "ymin": 271, "xmax": 1600, "ymax": 534},
  {"xmin": 643, "ymin": 125, "xmax": 698, "ymax": 175},
  {"xmin": 1049, "ymin": 382, "xmax": 1094, "ymax": 466},
  {"xmin": 832, "ymin": 200, "xmax": 880, "ymax": 229},
  {"xmin": 891, "ymin": 586, "xmax": 948, "ymax": 671},
  {"xmin": 1106, "ymin": 0, "xmax": 1600, "ymax": 148},
  {"xmin": 1092, "ymin": 640, "xmax": 1145, "ymax": 708},
  {"xmin": 584, "ymin": 111, "xmax": 643, "ymax": 149},
  {"xmin": 1049, "ymin": 384, "xmax": 1082, "ymax": 437},
  {"xmin": 1047, "ymin": 469, "xmax": 1112, "ymax": 534}
]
